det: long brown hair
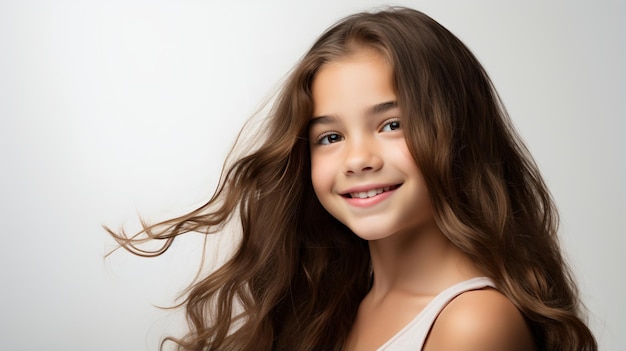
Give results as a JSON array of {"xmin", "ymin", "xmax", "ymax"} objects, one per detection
[{"xmin": 108, "ymin": 7, "xmax": 597, "ymax": 350}]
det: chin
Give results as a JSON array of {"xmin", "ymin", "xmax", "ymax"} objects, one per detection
[{"xmin": 348, "ymin": 223, "xmax": 400, "ymax": 241}]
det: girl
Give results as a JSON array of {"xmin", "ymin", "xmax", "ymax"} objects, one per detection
[{"xmin": 109, "ymin": 7, "xmax": 597, "ymax": 351}]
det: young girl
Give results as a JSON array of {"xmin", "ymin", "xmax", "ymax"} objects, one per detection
[{"xmin": 109, "ymin": 7, "xmax": 597, "ymax": 351}]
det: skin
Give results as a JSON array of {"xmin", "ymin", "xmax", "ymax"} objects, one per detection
[{"xmin": 309, "ymin": 49, "xmax": 535, "ymax": 351}]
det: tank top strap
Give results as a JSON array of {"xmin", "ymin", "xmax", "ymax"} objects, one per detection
[{"xmin": 377, "ymin": 276, "xmax": 496, "ymax": 350}]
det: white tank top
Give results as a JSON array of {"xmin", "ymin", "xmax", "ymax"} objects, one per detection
[{"xmin": 376, "ymin": 276, "xmax": 496, "ymax": 350}]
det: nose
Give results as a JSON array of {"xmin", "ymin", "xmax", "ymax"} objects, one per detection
[{"xmin": 344, "ymin": 138, "xmax": 383, "ymax": 175}]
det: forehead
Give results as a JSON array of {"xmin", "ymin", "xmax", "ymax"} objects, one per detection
[{"xmin": 311, "ymin": 50, "xmax": 396, "ymax": 117}]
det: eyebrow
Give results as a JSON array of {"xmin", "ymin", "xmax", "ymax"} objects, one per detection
[
  {"xmin": 370, "ymin": 101, "xmax": 398, "ymax": 115},
  {"xmin": 309, "ymin": 100, "xmax": 398, "ymax": 127}
]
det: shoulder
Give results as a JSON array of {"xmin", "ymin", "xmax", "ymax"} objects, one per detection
[{"xmin": 424, "ymin": 288, "xmax": 536, "ymax": 351}]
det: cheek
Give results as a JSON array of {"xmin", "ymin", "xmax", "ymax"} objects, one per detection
[
  {"xmin": 310, "ymin": 153, "xmax": 344, "ymax": 222},
  {"xmin": 387, "ymin": 139, "xmax": 418, "ymax": 170},
  {"xmin": 389, "ymin": 141, "xmax": 431, "ymax": 197},
  {"xmin": 310, "ymin": 153, "xmax": 331, "ymax": 194}
]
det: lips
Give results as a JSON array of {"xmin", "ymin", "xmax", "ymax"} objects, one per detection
[{"xmin": 342, "ymin": 184, "xmax": 401, "ymax": 199}]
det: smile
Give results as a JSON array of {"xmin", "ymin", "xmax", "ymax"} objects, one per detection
[{"xmin": 343, "ymin": 184, "xmax": 401, "ymax": 199}]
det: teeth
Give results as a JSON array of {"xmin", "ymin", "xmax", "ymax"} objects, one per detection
[{"xmin": 350, "ymin": 186, "xmax": 392, "ymax": 199}]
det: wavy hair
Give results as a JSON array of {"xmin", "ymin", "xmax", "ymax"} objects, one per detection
[{"xmin": 108, "ymin": 7, "xmax": 596, "ymax": 351}]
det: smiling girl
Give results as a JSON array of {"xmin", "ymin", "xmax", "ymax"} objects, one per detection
[{"xmin": 109, "ymin": 7, "xmax": 597, "ymax": 351}]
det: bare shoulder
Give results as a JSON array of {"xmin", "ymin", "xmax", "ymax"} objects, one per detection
[{"xmin": 424, "ymin": 288, "xmax": 536, "ymax": 351}]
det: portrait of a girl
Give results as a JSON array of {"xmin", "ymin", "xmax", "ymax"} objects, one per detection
[{"xmin": 109, "ymin": 7, "xmax": 597, "ymax": 351}]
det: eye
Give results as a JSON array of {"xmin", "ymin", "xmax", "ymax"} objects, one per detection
[
  {"xmin": 317, "ymin": 132, "xmax": 344, "ymax": 145},
  {"xmin": 380, "ymin": 119, "xmax": 401, "ymax": 132}
]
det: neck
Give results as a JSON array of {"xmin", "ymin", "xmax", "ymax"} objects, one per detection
[{"xmin": 367, "ymin": 220, "xmax": 483, "ymax": 301}]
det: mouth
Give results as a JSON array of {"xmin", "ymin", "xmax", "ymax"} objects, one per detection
[{"xmin": 342, "ymin": 184, "xmax": 401, "ymax": 199}]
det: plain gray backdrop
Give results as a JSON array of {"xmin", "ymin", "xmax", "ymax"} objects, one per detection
[{"xmin": 1, "ymin": 0, "xmax": 624, "ymax": 350}]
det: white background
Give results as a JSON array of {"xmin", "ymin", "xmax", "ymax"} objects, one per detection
[{"xmin": 0, "ymin": 0, "xmax": 624, "ymax": 350}]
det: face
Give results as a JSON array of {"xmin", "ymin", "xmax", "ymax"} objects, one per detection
[{"xmin": 309, "ymin": 49, "xmax": 435, "ymax": 241}]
